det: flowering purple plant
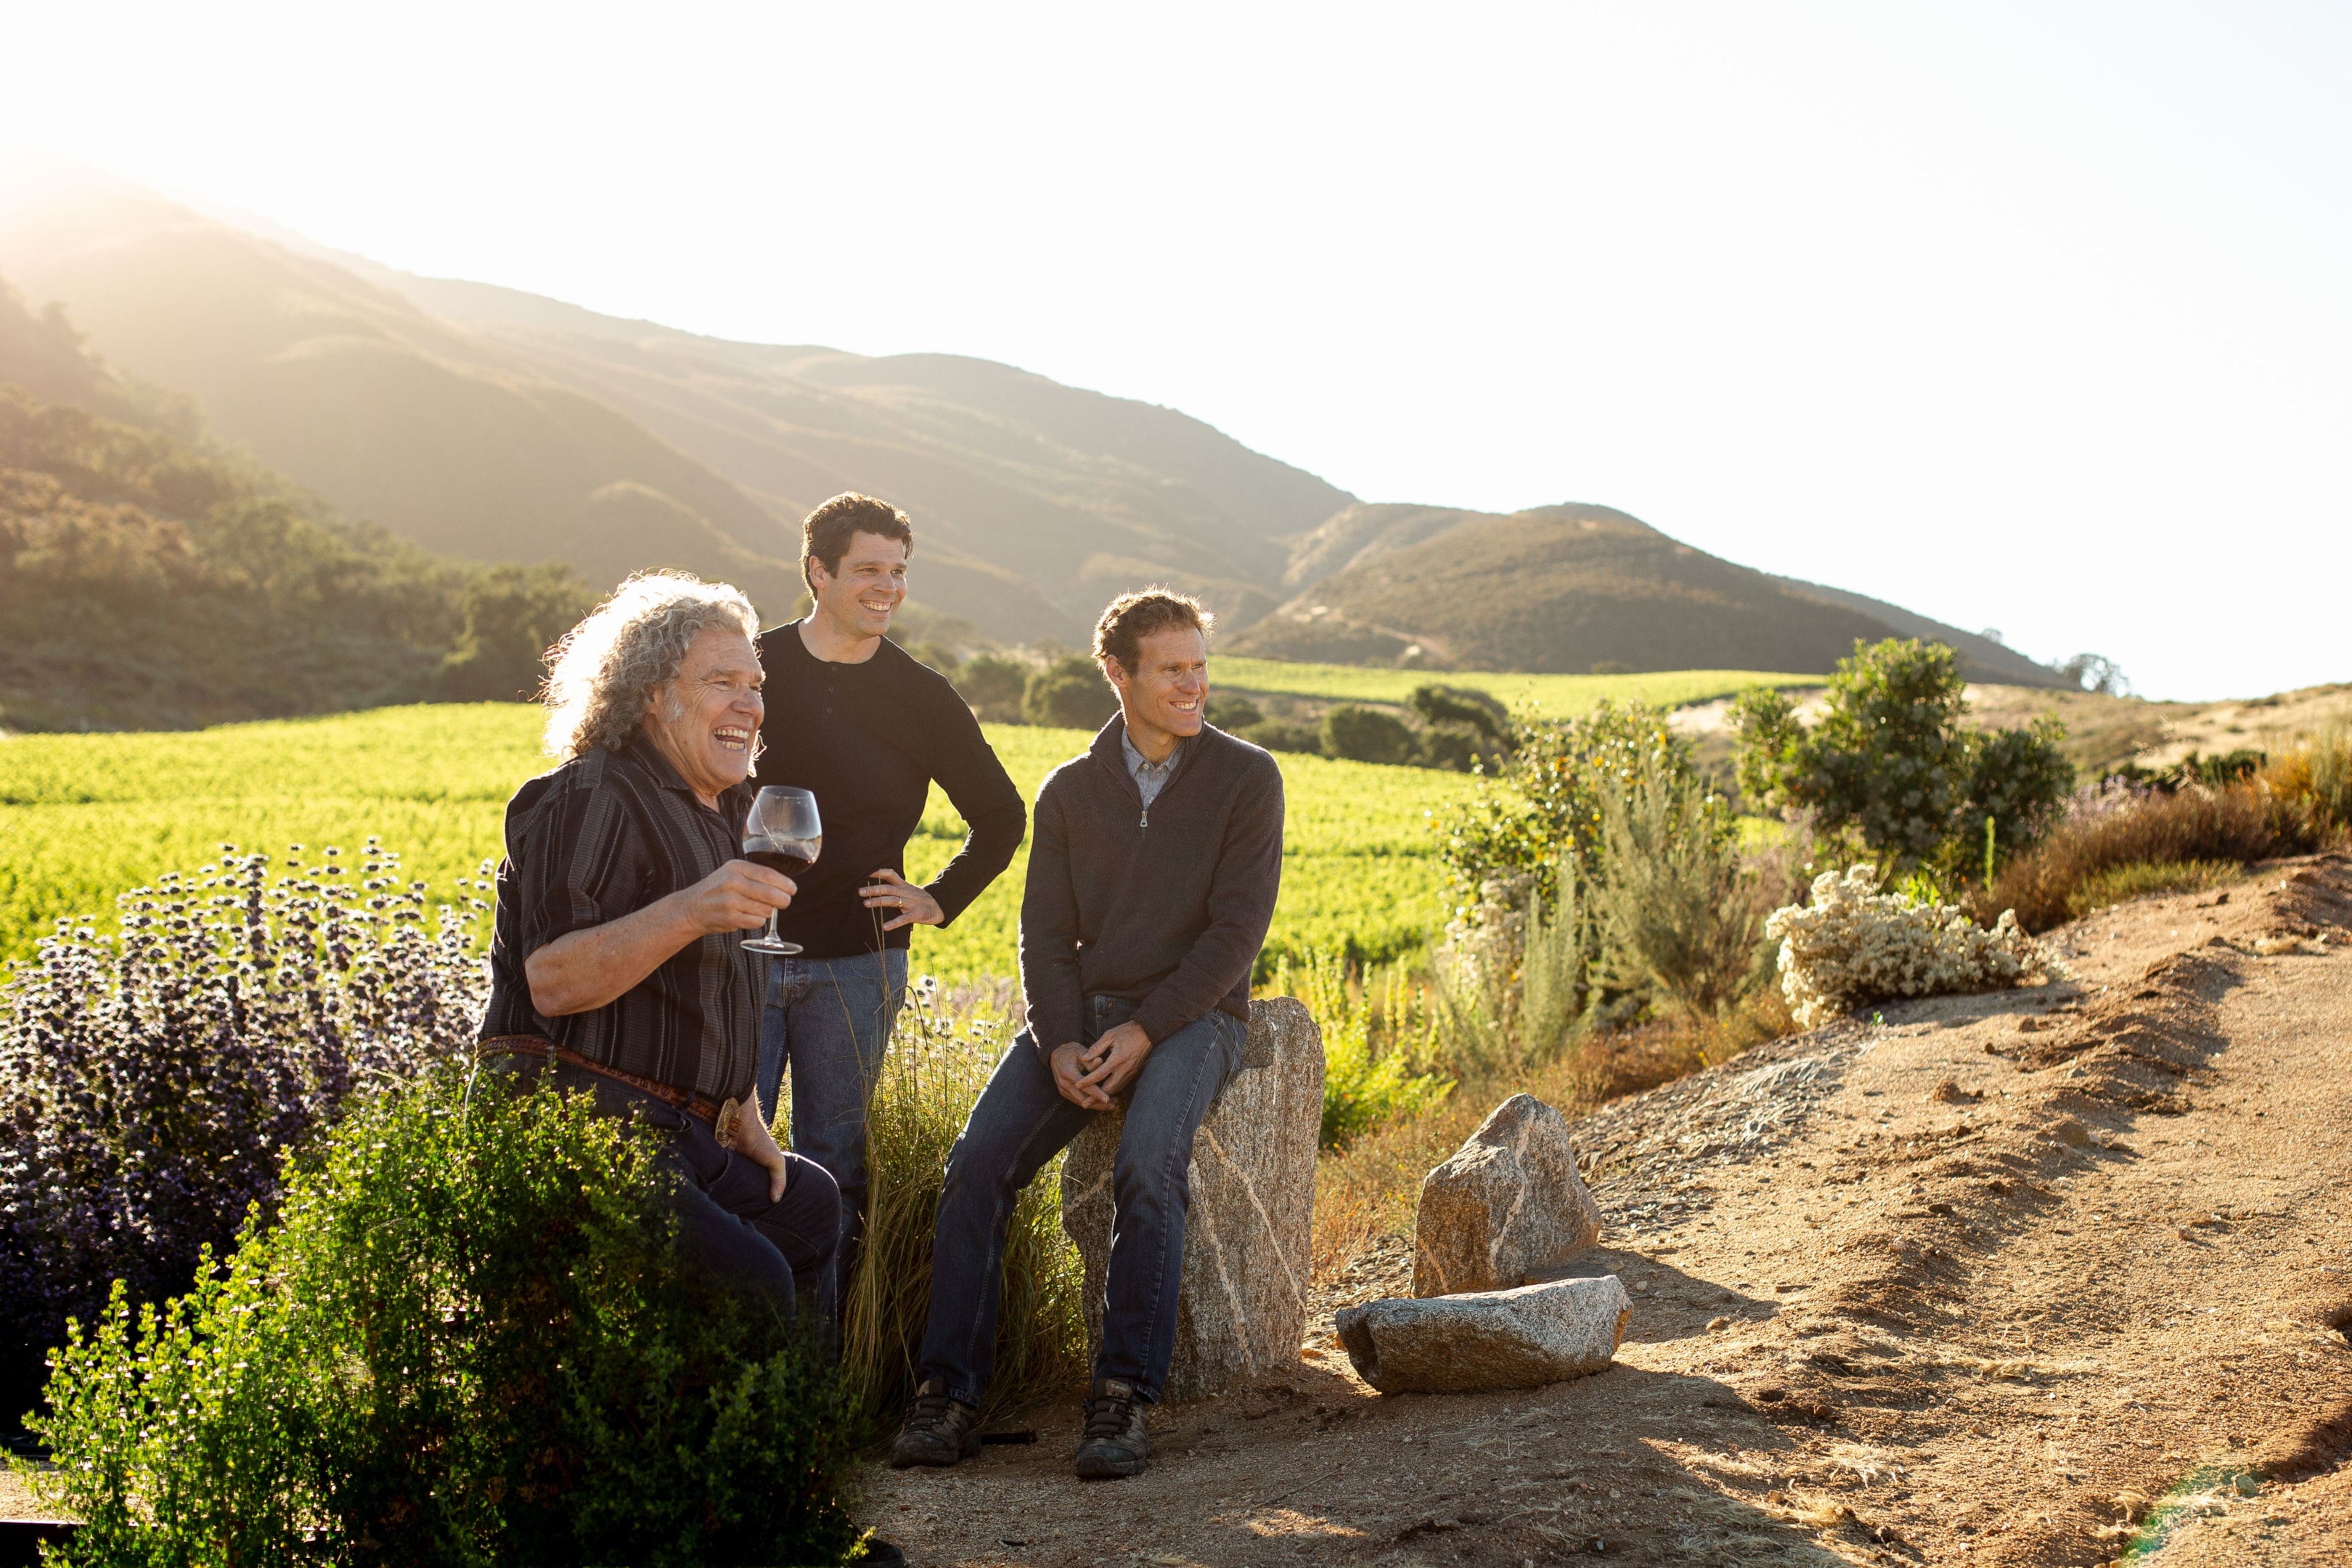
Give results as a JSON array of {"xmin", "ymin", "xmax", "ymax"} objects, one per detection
[{"xmin": 0, "ymin": 840, "xmax": 486, "ymax": 1425}]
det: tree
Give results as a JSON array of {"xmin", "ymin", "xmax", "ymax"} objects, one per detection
[
  {"xmin": 1733, "ymin": 638, "xmax": 2073, "ymax": 877},
  {"xmin": 2058, "ymin": 653, "xmax": 2129, "ymax": 696},
  {"xmin": 1022, "ymin": 656, "xmax": 1117, "ymax": 730},
  {"xmin": 440, "ymin": 563, "xmax": 597, "ymax": 702}
]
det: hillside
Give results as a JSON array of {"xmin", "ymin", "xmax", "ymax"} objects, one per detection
[
  {"xmin": 1230, "ymin": 503, "xmax": 1932, "ymax": 675},
  {"xmin": 0, "ymin": 169, "xmax": 1350, "ymax": 639},
  {"xmin": 0, "ymin": 165, "xmax": 2067, "ymax": 675},
  {"xmin": 0, "ymin": 279, "xmax": 587, "ymax": 730}
]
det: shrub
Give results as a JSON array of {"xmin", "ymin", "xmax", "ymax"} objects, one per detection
[
  {"xmin": 1278, "ymin": 954, "xmax": 1452, "ymax": 1151},
  {"xmin": 1240, "ymin": 718, "xmax": 1323, "ymax": 754},
  {"xmin": 0, "ymin": 841, "xmax": 485, "ymax": 1434},
  {"xmin": 2266, "ymin": 716, "xmax": 2352, "ymax": 838},
  {"xmin": 837, "ymin": 981, "xmax": 1086, "ymax": 1440},
  {"xmin": 1734, "ymin": 638, "xmax": 2073, "ymax": 875},
  {"xmin": 1321, "ymin": 703, "xmax": 1419, "ymax": 766},
  {"xmin": 1980, "ymin": 780, "xmax": 2314, "ymax": 931},
  {"xmin": 953, "ymin": 653, "xmax": 1029, "ymax": 723},
  {"xmin": 1206, "ymin": 695, "xmax": 1263, "ymax": 730},
  {"xmin": 1768, "ymin": 865, "xmax": 2070, "ymax": 1029},
  {"xmin": 1436, "ymin": 700, "xmax": 1690, "ymax": 926},
  {"xmin": 23, "ymin": 1068, "xmax": 866, "ymax": 1566},
  {"xmin": 1021, "ymin": 656, "xmax": 1117, "ymax": 730},
  {"xmin": 1407, "ymin": 685, "xmax": 1513, "ymax": 773},
  {"xmin": 1585, "ymin": 752, "xmax": 1767, "ymax": 1020}
]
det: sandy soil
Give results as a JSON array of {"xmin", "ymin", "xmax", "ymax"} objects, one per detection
[{"xmin": 870, "ymin": 853, "xmax": 2352, "ymax": 1566}]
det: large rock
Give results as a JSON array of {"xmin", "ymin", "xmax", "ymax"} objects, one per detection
[
  {"xmin": 1335, "ymin": 1275, "xmax": 1630, "ymax": 1394},
  {"xmin": 1060, "ymin": 998, "xmax": 1323, "ymax": 1402},
  {"xmin": 1414, "ymin": 1092, "xmax": 1601, "ymax": 1297}
]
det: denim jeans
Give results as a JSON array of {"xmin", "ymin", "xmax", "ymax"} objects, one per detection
[
  {"xmin": 916, "ymin": 1004, "xmax": 1247, "ymax": 1407},
  {"xmin": 484, "ymin": 1057, "xmax": 842, "ymax": 1319},
  {"xmin": 757, "ymin": 950, "xmax": 907, "ymax": 1310}
]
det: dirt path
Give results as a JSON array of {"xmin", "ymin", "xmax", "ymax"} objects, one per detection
[{"xmin": 870, "ymin": 854, "xmax": 2352, "ymax": 1567}]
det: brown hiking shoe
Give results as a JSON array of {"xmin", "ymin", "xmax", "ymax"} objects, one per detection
[
  {"xmin": 1073, "ymin": 1377, "xmax": 1152, "ymax": 1479},
  {"xmin": 889, "ymin": 1377, "xmax": 980, "ymax": 1469}
]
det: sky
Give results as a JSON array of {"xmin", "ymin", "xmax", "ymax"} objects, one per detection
[{"xmin": 2, "ymin": 0, "xmax": 2346, "ymax": 701}]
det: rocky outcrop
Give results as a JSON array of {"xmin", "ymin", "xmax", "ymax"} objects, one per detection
[
  {"xmin": 1335, "ymin": 1275, "xmax": 1630, "ymax": 1394},
  {"xmin": 1413, "ymin": 1093, "xmax": 1601, "ymax": 1297},
  {"xmin": 1060, "ymin": 998, "xmax": 1323, "ymax": 1402}
]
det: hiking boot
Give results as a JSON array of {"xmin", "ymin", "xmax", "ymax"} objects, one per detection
[
  {"xmin": 1073, "ymin": 1377, "xmax": 1152, "ymax": 1479},
  {"xmin": 889, "ymin": 1378, "xmax": 980, "ymax": 1469}
]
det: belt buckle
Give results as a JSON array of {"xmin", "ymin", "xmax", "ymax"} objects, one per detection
[{"xmin": 713, "ymin": 1097, "xmax": 741, "ymax": 1150}]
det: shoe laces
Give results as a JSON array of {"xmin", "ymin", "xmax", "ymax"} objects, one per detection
[
  {"xmin": 1082, "ymin": 1389, "xmax": 1140, "ymax": 1440},
  {"xmin": 907, "ymin": 1388, "xmax": 968, "ymax": 1434}
]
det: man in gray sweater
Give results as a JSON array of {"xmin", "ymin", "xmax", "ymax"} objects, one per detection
[{"xmin": 891, "ymin": 589, "xmax": 1285, "ymax": 1480}]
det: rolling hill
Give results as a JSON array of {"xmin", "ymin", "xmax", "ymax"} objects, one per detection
[
  {"xmin": 1229, "ymin": 502, "xmax": 2068, "ymax": 682},
  {"xmin": 0, "ymin": 163, "xmax": 2067, "ymax": 683}
]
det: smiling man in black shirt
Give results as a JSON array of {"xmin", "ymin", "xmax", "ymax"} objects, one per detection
[{"xmin": 753, "ymin": 493, "xmax": 1025, "ymax": 1310}]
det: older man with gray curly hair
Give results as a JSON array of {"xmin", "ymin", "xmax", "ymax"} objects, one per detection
[{"xmin": 477, "ymin": 570, "xmax": 841, "ymax": 1316}]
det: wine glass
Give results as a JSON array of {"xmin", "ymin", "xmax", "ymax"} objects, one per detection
[{"xmin": 742, "ymin": 786, "xmax": 821, "ymax": 956}]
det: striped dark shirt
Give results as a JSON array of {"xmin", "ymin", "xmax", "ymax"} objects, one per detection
[{"xmin": 479, "ymin": 735, "xmax": 759, "ymax": 1101}]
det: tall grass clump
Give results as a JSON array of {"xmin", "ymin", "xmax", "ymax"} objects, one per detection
[
  {"xmin": 1277, "ymin": 953, "xmax": 1451, "ymax": 1151},
  {"xmin": 0, "ymin": 841, "xmax": 485, "ymax": 1440},
  {"xmin": 2265, "ymin": 714, "xmax": 2352, "ymax": 841},
  {"xmin": 20, "ymin": 1067, "xmax": 867, "ymax": 1567},
  {"xmin": 836, "ymin": 980, "xmax": 1086, "ymax": 1441},
  {"xmin": 1981, "ymin": 780, "xmax": 2317, "ymax": 931}
]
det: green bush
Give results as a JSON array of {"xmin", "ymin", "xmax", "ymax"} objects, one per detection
[
  {"xmin": 1239, "ymin": 719, "xmax": 1323, "ymax": 754},
  {"xmin": 1278, "ymin": 955, "xmax": 1451, "ymax": 1151},
  {"xmin": 1434, "ymin": 700, "xmax": 1691, "ymax": 921},
  {"xmin": 1321, "ymin": 703, "xmax": 1419, "ymax": 767},
  {"xmin": 952, "ymin": 653, "xmax": 1029, "ymax": 723},
  {"xmin": 1022, "ymin": 656, "xmax": 1117, "ymax": 730},
  {"xmin": 1585, "ymin": 749, "xmax": 1764, "ymax": 1018},
  {"xmin": 1206, "ymin": 695, "xmax": 1263, "ymax": 730},
  {"xmin": 1732, "ymin": 638, "xmax": 2073, "ymax": 877},
  {"xmin": 21, "ymin": 1068, "xmax": 867, "ymax": 1567}
]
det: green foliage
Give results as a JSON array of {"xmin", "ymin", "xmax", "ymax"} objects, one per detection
[
  {"xmin": 439, "ymin": 563, "xmax": 599, "ymax": 702},
  {"xmin": 838, "ymin": 983, "xmax": 1085, "ymax": 1440},
  {"xmin": 0, "ymin": 841, "xmax": 484, "ymax": 1432},
  {"xmin": 1321, "ymin": 703, "xmax": 1419, "ymax": 767},
  {"xmin": 1021, "ymin": 656, "xmax": 1116, "ymax": 730},
  {"xmin": 1434, "ymin": 700, "xmax": 1691, "ymax": 919},
  {"xmin": 2067, "ymin": 858, "xmax": 2243, "ymax": 918},
  {"xmin": 1237, "ymin": 718, "xmax": 1322, "ymax": 754},
  {"xmin": 1584, "ymin": 751, "xmax": 1763, "ymax": 1018},
  {"xmin": 1205, "ymin": 695, "xmax": 1263, "ymax": 730},
  {"xmin": 1278, "ymin": 954, "xmax": 1452, "ymax": 1151},
  {"xmin": 952, "ymin": 653, "xmax": 1028, "ymax": 723},
  {"xmin": 20, "ymin": 1067, "xmax": 865, "ymax": 1567},
  {"xmin": 1733, "ymin": 638, "xmax": 2074, "ymax": 876},
  {"xmin": 0, "ymin": 706, "xmax": 1485, "ymax": 1029},
  {"xmin": 0, "ymin": 384, "xmax": 595, "ymax": 731},
  {"xmin": 1408, "ymin": 684, "xmax": 1514, "ymax": 773}
]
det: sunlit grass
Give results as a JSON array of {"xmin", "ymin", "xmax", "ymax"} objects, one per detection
[{"xmin": 1211, "ymin": 657, "xmax": 1815, "ymax": 715}]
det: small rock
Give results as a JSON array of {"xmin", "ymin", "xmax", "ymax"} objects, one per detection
[
  {"xmin": 1335, "ymin": 1275, "xmax": 1630, "ymax": 1394},
  {"xmin": 1930, "ymin": 1079, "xmax": 1979, "ymax": 1101},
  {"xmin": 1413, "ymin": 1093, "xmax": 1602, "ymax": 1297}
]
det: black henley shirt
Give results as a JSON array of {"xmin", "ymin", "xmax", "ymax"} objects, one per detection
[{"xmin": 752, "ymin": 624, "xmax": 1026, "ymax": 960}]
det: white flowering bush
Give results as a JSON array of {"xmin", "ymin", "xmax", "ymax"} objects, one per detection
[{"xmin": 1766, "ymin": 865, "xmax": 2069, "ymax": 1029}]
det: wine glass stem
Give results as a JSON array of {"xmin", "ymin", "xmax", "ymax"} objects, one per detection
[{"xmin": 766, "ymin": 910, "xmax": 783, "ymax": 948}]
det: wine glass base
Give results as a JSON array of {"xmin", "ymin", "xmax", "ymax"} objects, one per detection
[{"xmin": 743, "ymin": 937, "xmax": 803, "ymax": 956}]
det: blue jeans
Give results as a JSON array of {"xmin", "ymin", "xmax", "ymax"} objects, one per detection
[
  {"xmin": 917, "ymin": 1005, "xmax": 1246, "ymax": 1407},
  {"xmin": 758, "ymin": 950, "xmax": 907, "ymax": 1310}
]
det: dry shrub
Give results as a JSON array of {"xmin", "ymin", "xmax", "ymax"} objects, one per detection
[
  {"xmin": 836, "ymin": 981, "xmax": 1086, "ymax": 1441},
  {"xmin": 2265, "ymin": 715, "xmax": 2352, "ymax": 840},
  {"xmin": 2067, "ymin": 858, "xmax": 2242, "ymax": 917},
  {"xmin": 1983, "ymin": 781, "xmax": 2314, "ymax": 931},
  {"xmin": 1770, "ymin": 865, "xmax": 2067, "ymax": 1028}
]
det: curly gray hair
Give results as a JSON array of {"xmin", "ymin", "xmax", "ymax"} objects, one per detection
[{"xmin": 541, "ymin": 571, "xmax": 762, "ymax": 761}]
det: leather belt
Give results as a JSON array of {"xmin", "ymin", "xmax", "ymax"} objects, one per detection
[{"xmin": 476, "ymin": 1034, "xmax": 745, "ymax": 1148}]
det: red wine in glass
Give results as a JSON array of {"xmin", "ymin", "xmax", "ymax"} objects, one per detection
[{"xmin": 743, "ymin": 786, "xmax": 820, "ymax": 956}]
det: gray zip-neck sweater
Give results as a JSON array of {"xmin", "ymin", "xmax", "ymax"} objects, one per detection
[{"xmin": 1019, "ymin": 716, "xmax": 1286, "ymax": 1058}]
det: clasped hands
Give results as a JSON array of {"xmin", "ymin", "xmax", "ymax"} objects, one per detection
[{"xmin": 1050, "ymin": 1020, "xmax": 1151, "ymax": 1111}]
